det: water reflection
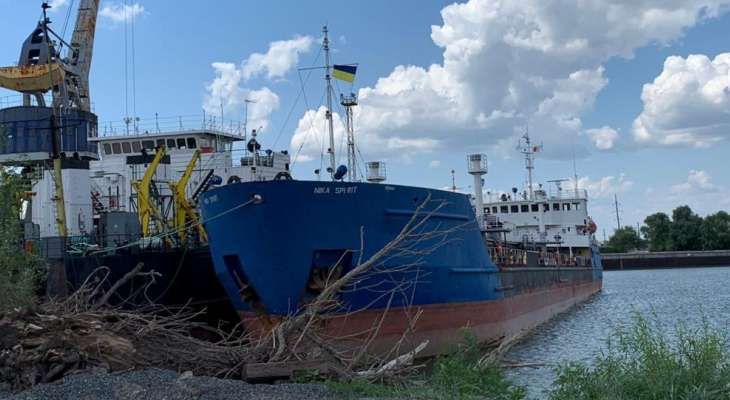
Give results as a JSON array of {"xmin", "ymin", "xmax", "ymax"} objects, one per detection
[{"xmin": 505, "ymin": 267, "xmax": 730, "ymax": 399}]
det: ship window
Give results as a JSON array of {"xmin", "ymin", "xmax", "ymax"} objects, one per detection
[
  {"xmin": 132, "ymin": 141, "xmax": 141, "ymax": 152},
  {"xmin": 492, "ymin": 207, "xmax": 498, "ymax": 213},
  {"xmin": 485, "ymin": 207, "xmax": 490, "ymax": 214},
  {"xmin": 142, "ymin": 140, "xmax": 154, "ymax": 150},
  {"xmin": 563, "ymin": 203, "xmax": 571, "ymax": 211},
  {"xmin": 543, "ymin": 203, "xmax": 549, "ymax": 212},
  {"xmin": 103, "ymin": 143, "xmax": 112, "ymax": 155},
  {"xmin": 510, "ymin": 205, "xmax": 519, "ymax": 213},
  {"xmin": 121, "ymin": 142, "xmax": 132, "ymax": 153},
  {"xmin": 166, "ymin": 139, "xmax": 175, "ymax": 149},
  {"xmin": 521, "ymin": 204, "xmax": 529, "ymax": 212},
  {"xmin": 500, "ymin": 205, "xmax": 508, "ymax": 213},
  {"xmin": 156, "ymin": 139, "xmax": 165, "ymax": 148},
  {"xmin": 573, "ymin": 202, "xmax": 581, "ymax": 210},
  {"xmin": 552, "ymin": 203, "xmax": 560, "ymax": 211},
  {"xmin": 531, "ymin": 204, "xmax": 539, "ymax": 212},
  {"xmin": 111, "ymin": 142, "xmax": 121, "ymax": 154},
  {"xmin": 187, "ymin": 138, "xmax": 197, "ymax": 149},
  {"xmin": 177, "ymin": 138, "xmax": 187, "ymax": 149}
]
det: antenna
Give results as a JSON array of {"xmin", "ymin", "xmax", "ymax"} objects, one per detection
[
  {"xmin": 517, "ymin": 126, "xmax": 541, "ymax": 200},
  {"xmin": 323, "ymin": 25, "xmax": 336, "ymax": 181},
  {"xmin": 341, "ymin": 93, "xmax": 358, "ymax": 181},
  {"xmin": 451, "ymin": 169, "xmax": 456, "ymax": 192},
  {"xmin": 243, "ymin": 98, "xmax": 257, "ymax": 140}
]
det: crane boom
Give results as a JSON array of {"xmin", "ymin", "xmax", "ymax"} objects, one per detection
[{"xmin": 67, "ymin": 0, "xmax": 100, "ymax": 111}]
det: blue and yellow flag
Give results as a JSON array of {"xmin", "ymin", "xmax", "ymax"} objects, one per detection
[{"xmin": 332, "ymin": 64, "xmax": 357, "ymax": 82}]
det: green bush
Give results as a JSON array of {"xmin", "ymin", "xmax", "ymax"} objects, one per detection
[
  {"xmin": 327, "ymin": 332, "xmax": 526, "ymax": 400},
  {"xmin": 550, "ymin": 315, "xmax": 730, "ymax": 400},
  {"xmin": 0, "ymin": 167, "xmax": 43, "ymax": 312}
]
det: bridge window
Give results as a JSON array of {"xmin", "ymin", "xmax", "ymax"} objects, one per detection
[
  {"xmin": 187, "ymin": 138, "xmax": 197, "ymax": 149},
  {"xmin": 521, "ymin": 204, "xmax": 529, "ymax": 212},
  {"xmin": 552, "ymin": 203, "xmax": 560, "ymax": 211},
  {"xmin": 142, "ymin": 140, "xmax": 154, "ymax": 150},
  {"xmin": 156, "ymin": 139, "xmax": 165, "ymax": 148},
  {"xmin": 531, "ymin": 204, "xmax": 539, "ymax": 212},
  {"xmin": 573, "ymin": 202, "xmax": 581, "ymax": 210},
  {"xmin": 492, "ymin": 206, "xmax": 498, "ymax": 213},
  {"xmin": 177, "ymin": 138, "xmax": 187, "ymax": 149},
  {"xmin": 111, "ymin": 142, "xmax": 121, "ymax": 154},
  {"xmin": 132, "ymin": 141, "xmax": 141, "ymax": 152},
  {"xmin": 103, "ymin": 143, "xmax": 112, "ymax": 155},
  {"xmin": 510, "ymin": 205, "xmax": 519, "ymax": 213},
  {"xmin": 165, "ymin": 139, "xmax": 175, "ymax": 149},
  {"xmin": 500, "ymin": 205, "xmax": 508, "ymax": 213},
  {"xmin": 563, "ymin": 203, "xmax": 571, "ymax": 211},
  {"xmin": 121, "ymin": 142, "xmax": 132, "ymax": 154}
]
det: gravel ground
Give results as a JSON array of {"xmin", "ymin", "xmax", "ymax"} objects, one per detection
[{"xmin": 0, "ymin": 369, "xmax": 343, "ymax": 400}]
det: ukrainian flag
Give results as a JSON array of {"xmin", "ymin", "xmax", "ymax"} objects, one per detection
[{"xmin": 332, "ymin": 64, "xmax": 357, "ymax": 83}]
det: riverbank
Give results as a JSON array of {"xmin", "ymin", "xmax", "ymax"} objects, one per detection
[
  {"xmin": 0, "ymin": 369, "xmax": 335, "ymax": 400},
  {"xmin": 602, "ymin": 250, "xmax": 730, "ymax": 270}
]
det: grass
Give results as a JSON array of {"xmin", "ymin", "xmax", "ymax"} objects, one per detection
[
  {"xmin": 550, "ymin": 314, "xmax": 730, "ymax": 400},
  {"xmin": 325, "ymin": 332, "xmax": 526, "ymax": 400}
]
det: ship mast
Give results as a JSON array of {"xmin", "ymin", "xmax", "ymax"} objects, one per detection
[
  {"xmin": 518, "ymin": 128, "xmax": 540, "ymax": 200},
  {"xmin": 322, "ymin": 26, "xmax": 336, "ymax": 181}
]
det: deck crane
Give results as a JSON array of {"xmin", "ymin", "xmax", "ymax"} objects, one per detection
[
  {"xmin": 133, "ymin": 146, "xmax": 173, "ymax": 246},
  {"xmin": 169, "ymin": 150, "xmax": 208, "ymax": 244}
]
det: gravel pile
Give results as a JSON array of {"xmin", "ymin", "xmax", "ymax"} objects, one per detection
[{"xmin": 0, "ymin": 369, "xmax": 340, "ymax": 400}]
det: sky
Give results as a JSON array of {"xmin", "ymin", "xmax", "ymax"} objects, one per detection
[{"xmin": 1, "ymin": 0, "xmax": 730, "ymax": 239}]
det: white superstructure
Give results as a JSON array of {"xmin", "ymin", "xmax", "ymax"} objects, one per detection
[
  {"xmin": 88, "ymin": 128, "xmax": 290, "ymax": 213},
  {"xmin": 470, "ymin": 130, "xmax": 597, "ymax": 259}
]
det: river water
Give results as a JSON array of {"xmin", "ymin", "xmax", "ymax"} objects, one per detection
[{"xmin": 505, "ymin": 266, "xmax": 730, "ymax": 399}]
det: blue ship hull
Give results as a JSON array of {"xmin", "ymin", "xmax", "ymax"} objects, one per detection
[{"xmin": 200, "ymin": 180, "xmax": 602, "ymax": 321}]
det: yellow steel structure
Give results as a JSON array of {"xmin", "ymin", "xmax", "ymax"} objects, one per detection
[
  {"xmin": 52, "ymin": 158, "xmax": 68, "ymax": 237},
  {"xmin": 169, "ymin": 150, "xmax": 208, "ymax": 244},
  {"xmin": 0, "ymin": 64, "xmax": 65, "ymax": 93},
  {"xmin": 132, "ymin": 146, "xmax": 170, "ymax": 240}
]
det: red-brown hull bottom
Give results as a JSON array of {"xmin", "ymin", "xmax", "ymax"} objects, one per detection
[{"xmin": 241, "ymin": 281, "xmax": 602, "ymax": 357}]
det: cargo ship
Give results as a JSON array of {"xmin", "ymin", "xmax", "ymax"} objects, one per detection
[{"xmin": 199, "ymin": 28, "xmax": 603, "ymax": 356}]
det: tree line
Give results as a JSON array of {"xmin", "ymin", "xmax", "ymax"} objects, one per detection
[{"xmin": 602, "ymin": 205, "xmax": 730, "ymax": 253}]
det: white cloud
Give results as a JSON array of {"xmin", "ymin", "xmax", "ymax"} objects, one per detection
[
  {"xmin": 429, "ymin": 160, "xmax": 441, "ymax": 168},
  {"xmin": 203, "ymin": 63, "xmax": 280, "ymax": 131},
  {"xmin": 241, "ymin": 36, "xmax": 313, "ymax": 80},
  {"xmin": 670, "ymin": 169, "xmax": 718, "ymax": 193},
  {"xmin": 566, "ymin": 174, "xmax": 634, "ymax": 199},
  {"xmin": 48, "ymin": 0, "xmax": 69, "ymax": 10},
  {"xmin": 203, "ymin": 36, "xmax": 312, "ymax": 131},
  {"xmin": 585, "ymin": 126, "xmax": 620, "ymax": 150},
  {"xmin": 633, "ymin": 53, "xmax": 730, "ymax": 148},
  {"xmin": 99, "ymin": 3, "xmax": 144, "ymax": 24},
  {"xmin": 290, "ymin": 0, "xmax": 729, "ymax": 162}
]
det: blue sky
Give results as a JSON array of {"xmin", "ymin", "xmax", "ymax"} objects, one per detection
[{"xmin": 2, "ymin": 0, "xmax": 730, "ymax": 238}]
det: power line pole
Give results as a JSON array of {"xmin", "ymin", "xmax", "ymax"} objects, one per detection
[{"xmin": 614, "ymin": 193, "xmax": 621, "ymax": 231}]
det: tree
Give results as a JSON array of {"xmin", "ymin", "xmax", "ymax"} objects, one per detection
[
  {"xmin": 670, "ymin": 206, "xmax": 703, "ymax": 251},
  {"xmin": 603, "ymin": 226, "xmax": 645, "ymax": 253},
  {"xmin": 641, "ymin": 212, "xmax": 672, "ymax": 251},
  {"xmin": 0, "ymin": 166, "xmax": 43, "ymax": 311},
  {"xmin": 701, "ymin": 211, "xmax": 730, "ymax": 250}
]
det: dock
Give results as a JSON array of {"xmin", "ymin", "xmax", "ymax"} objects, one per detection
[{"xmin": 603, "ymin": 250, "xmax": 730, "ymax": 270}]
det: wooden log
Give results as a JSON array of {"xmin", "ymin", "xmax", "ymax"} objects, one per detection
[{"xmin": 243, "ymin": 360, "xmax": 332, "ymax": 381}]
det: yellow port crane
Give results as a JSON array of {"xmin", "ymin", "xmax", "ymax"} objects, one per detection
[
  {"xmin": 169, "ymin": 150, "xmax": 208, "ymax": 244},
  {"xmin": 132, "ymin": 146, "xmax": 172, "ymax": 245}
]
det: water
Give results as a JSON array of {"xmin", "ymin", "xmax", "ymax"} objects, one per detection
[{"xmin": 505, "ymin": 266, "xmax": 730, "ymax": 399}]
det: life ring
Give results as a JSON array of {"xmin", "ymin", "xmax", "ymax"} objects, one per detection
[
  {"xmin": 227, "ymin": 175, "xmax": 241, "ymax": 184},
  {"xmin": 274, "ymin": 171, "xmax": 293, "ymax": 181}
]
